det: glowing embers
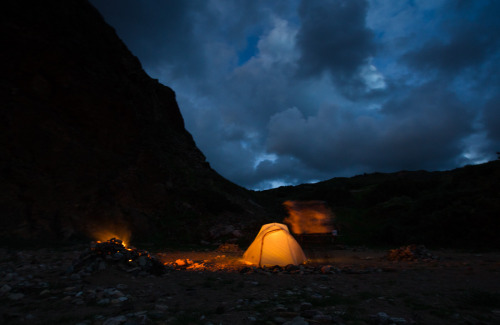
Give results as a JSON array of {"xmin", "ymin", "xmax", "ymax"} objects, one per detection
[
  {"xmin": 92, "ymin": 229, "xmax": 131, "ymax": 248},
  {"xmin": 159, "ymin": 253, "xmax": 244, "ymax": 272}
]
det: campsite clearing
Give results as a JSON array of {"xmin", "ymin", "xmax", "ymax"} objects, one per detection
[{"xmin": 0, "ymin": 247, "xmax": 499, "ymax": 325}]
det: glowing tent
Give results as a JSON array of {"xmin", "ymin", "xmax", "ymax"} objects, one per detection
[{"xmin": 242, "ymin": 223, "xmax": 307, "ymax": 267}]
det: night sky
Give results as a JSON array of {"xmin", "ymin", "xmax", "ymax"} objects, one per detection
[{"xmin": 89, "ymin": 0, "xmax": 500, "ymax": 190}]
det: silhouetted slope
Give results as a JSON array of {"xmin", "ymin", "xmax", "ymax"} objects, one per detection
[
  {"xmin": 260, "ymin": 161, "xmax": 500, "ymax": 248},
  {"xmin": 0, "ymin": 0, "xmax": 266, "ymax": 243}
]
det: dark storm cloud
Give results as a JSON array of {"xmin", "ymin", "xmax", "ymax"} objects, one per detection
[
  {"xmin": 88, "ymin": 0, "xmax": 500, "ymax": 189},
  {"xmin": 483, "ymin": 96, "xmax": 500, "ymax": 143},
  {"xmin": 266, "ymin": 81, "xmax": 474, "ymax": 177},
  {"xmin": 376, "ymin": 82, "xmax": 475, "ymax": 169},
  {"xmin": 403, "ymin": 1, "xmax": 500, "ymax": 76},
  {"xmin": 296, "ymin": 0, "xmax": 375, "ymax": 82}
]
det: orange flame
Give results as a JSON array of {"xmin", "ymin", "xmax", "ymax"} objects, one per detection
[
  {"xmin": 92, "ymin": 228, "xmax": 131, "ymax": 248},
  {"xmin": 283, "ymin": 200, "xmax": 335, "ymax": 234}
]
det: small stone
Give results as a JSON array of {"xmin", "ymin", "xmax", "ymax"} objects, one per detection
[
  {"xmin": 104, "ymin": 288, "xmax": 115, "ymax": 296},
  {"xmin": 74, "ymin": 298, "xmax": 85, "ymax": 305},
  {"xmin": 113, "ymin": 252, "xmax": 124, "ymax": 260},
  {"xmin": 103, "ymin": 315, "xmax": 127, "ymax": 325},
  {"xmin": 112, "ymin": 290, "xmax": 125, "ymax": 298},
  {"xmin": 283, "ymin": 316, "xmax": 309, "ymax": 325},
  {"xmin": 372, "ymin": 312, "xmax": 390, "ymax": 324},
  {"xmin": 117, "ymin": 284, "xmax": 128, "ymax": 290},
  {"xmin": 256, "ymin": 268, "xmax": 272, "ymax": 275},
  {"xmin": 274, "ymin": 316, "xmax": 287, "ymax": 324},
  {"xmin": 390, "ymin": 317, "xmax": 407, "ymax": 324},
  {"xmin": 38, "ymin": 281, "xmax": 49, "ymax": 288},
  {"xmin": 70, "ymin": 273, "xmax": 81, "ymax": 281},
  {"xmin": 275, "ymin": 304, "xmax": 287, "ymax": 312},
  {"xmin": 97, "ymin": 298, "xmax": 110, "ymax": 305},
  {"xmin": 111, "ymin": 296, "xmax": 129, "ymax": 304},
  {"xmin": 155, "ymin": 304, "xmax": 168, "ymax": 311},
  {"xmin": 312, "ymin": 314, "xmax": 332, "ymax": 323},
  {"xmin": 320, "ymin": 265, "xmax": 331, "ymax": 274},
  {"xmin": 301, "ymin": 310, "xmax": 322, "ymax": 319},
  {"xmin": 137, "ymin": 256, "xmax": 148, "ymax": 267},
  {"xmin": 25, "ymin": 314, "xmax": 36, "ymax": 321},
  {"xmin": 1, "ymin": 284, "xmax": 12, "ymax": 295},
  {"xmin": 239, "ymin": 266, "xmax": 252, "ymax": 273},
  {"xmin": 8, "ymin": 293, "xmax": 25, "ymax": 300},
  {"xmin": 133, "ymin": 311, "xmax": 148, "ymax": 317},
  {"xmin": 300, "ymin": 302, "xmax": 312, "ymax": 311},
  {"xmin": 39, "ymin": 289, "xmax": 51, "ymax": 296},
  {"xmin": 285, "ymin": 264, "xmax": 300, "ymax": 272}
]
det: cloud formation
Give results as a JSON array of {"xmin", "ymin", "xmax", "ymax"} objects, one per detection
[
  {"xmin": 90, "ymin": 0, "xmax": 500, "ymax": 189},
  {"xmin": 296, "ymin": 0, "xmax": 374, "ymax": 81}
]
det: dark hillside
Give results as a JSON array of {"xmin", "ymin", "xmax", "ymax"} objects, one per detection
[
  {"xmin": 0, "ymin": 0, "xmax": 268, "ymax": 245},
  {"xmin": 260, "ymin": 161, "xmax": 500, "ymax": 248}
]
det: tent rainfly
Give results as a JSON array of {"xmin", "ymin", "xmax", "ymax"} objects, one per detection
[{"xmin": 242, "ymin": 223, "xmax": 307, "ymax": 267}]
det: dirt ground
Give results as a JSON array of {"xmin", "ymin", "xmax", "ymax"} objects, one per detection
[{"xmin": 1, "ymin": 245, "xmax": 499, "ymax": 325}]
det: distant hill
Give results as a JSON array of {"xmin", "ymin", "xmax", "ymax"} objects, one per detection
[
  {"xmin": 0, "ymin": 0, "xmax": 269, "ymax": 245},
  {"xmin": 258, "ymin": 161, "xmax": 500, "ymax": 248}
]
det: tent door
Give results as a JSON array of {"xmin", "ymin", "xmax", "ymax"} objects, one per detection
[{"xmin": 258, "ymin": 229, "xmax": 281, "ymax": 267}]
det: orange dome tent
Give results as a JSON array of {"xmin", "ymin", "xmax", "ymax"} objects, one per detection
[{"xmin": 242, "ymin": 223, "xmax": 307, "ymax": 267}]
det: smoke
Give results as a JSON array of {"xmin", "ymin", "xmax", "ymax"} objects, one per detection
[{"xmin": 283, "ymin": 200, "xmax": 335, "ymax": 234}]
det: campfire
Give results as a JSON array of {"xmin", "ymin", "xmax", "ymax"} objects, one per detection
[
  {"xmin": 71, "ymin": 238, "xmax": 166, "ymax": 276},
  {"xmin": 92, "ymin": 229, "xmax": 131, "ymax": 248}
]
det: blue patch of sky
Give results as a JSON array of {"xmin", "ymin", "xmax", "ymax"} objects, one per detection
[{"xmin": 237, "ymin": 34, "xmax": 260, "ymax": 66}]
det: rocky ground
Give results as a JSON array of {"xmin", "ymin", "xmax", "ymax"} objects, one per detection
[{"xmin": 1, "ymin": 244, "xmax": 499, "ymax": 325}]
